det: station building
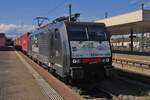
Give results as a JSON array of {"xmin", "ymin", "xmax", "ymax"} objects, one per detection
[{"xmin": 96, "ymin": 9, "xmax": 150, "ymax": 53}]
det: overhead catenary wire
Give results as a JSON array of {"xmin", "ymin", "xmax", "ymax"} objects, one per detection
[
  {"xmin": 46, "ymin": 0, "xmax": 68, "ymax": 16},
  {"xmin": 33, "ymin": 0, "xmax": 69, "ymax": 28}
]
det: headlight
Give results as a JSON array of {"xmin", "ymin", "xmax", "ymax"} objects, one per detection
[
  {"xmin": 102, "ymin": 58, "xmax": 110, "ymax": 63},
  {"xmin": 105, "ymin": 58, "xmax": 110, "ymax": 62},
  {"xmin": 72, "ymin": 59, "xmax": 80, "ymax": 63}
]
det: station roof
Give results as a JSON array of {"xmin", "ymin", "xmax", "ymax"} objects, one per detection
[{"xmin": 96, "ymin": 9, "xmax": 150, "ymax": 35}]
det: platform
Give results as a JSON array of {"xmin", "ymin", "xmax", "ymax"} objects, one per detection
[{"xmin": 0, "ymin": 48, "xmax": 63, "ymax": 100}]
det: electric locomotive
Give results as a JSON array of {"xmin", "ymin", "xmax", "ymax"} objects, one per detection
[{"xmin": 28, "ymin": 14, "xmax": 112, "ymax": 80}]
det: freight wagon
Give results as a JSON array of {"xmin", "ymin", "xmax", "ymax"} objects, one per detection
[
  {"xmin": 28, "ymin": 15, "xmax": 113, "ymax": 80},
  {"xmin": 0, "ymin": 33, "xmax": 6, "ymax": 47},
  {"xmin": 19, "ymin": 32, "xmax": 30, "ymax": 54},
  {"xmin": 14, "ymin": 36, "xmax": 21, "ymax": 50},
  {"xmin": 15, "ymin": 32, "xmax": 30, "ymax": 53}
]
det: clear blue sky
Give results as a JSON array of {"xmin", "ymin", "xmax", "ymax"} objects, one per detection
[{"xmin": 0, "ymin": 0, "xmax": 149, "ymax": 25}]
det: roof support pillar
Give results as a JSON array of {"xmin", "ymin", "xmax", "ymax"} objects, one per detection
[
  {"xmin": 140, "ymin": 32, "xmax": 144, "ymax": 52},
  {"xmin": 130, "ymin": 29, "xmax": 134, "ymax": 53}
]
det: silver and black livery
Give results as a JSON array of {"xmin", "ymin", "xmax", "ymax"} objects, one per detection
[{"xmin": 28, "ymin": 14, "xmax": 112, "ymax": 80}]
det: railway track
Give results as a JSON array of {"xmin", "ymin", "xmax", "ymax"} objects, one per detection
[
  {"xmin": 112, "ymin": 55, "xmax": 150, "ymax": 91},
  {"xmin": 68, "ymin": 81, "xmax": 115, "ymax": 100},
  {"xmin": 67, "ymin": 69, "xmax": 150, "ymax": 100},
  {"xmin": 112, "ymin": 53, "xmax": 150, "ymax": 77},
  {"xmin": 112, "ymin": 49, "xmax": 150, "ymax": 56},
  {"xmin": 113, "ymin": 57, "xmax": 150, "ymax": 70}
]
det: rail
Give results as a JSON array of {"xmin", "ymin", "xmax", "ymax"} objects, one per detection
[{"xmin": 112, "ymin": 57, "xmax": 150, "ymax": 70}]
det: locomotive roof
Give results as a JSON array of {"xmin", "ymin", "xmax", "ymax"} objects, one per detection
[
  {"xmin": 29, "ymin": 21, "xmax": 106, "ymax": 36},
  {"xmin": 65, "ymin": 21, "xmax": 106, "ymax": 27}
]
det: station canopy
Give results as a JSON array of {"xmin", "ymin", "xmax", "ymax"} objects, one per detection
[{"xmin": 96, "ymin": 9, "xmax": 150, "ymax": 35}]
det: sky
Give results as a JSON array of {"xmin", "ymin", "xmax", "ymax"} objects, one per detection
[{"xmin": 0, "ymin": 0, "xmax": 150, "ymax": 38}]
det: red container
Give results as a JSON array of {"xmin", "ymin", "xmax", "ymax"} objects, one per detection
[
  {"xmin": 19, "ymin": 32, "xmax": 30, "ymax": 53},
  {"xmin": 15, "ymin": 36, "xmax": 21, "ymax": 46}
]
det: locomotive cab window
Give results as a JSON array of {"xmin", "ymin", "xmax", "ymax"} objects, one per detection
[
  {"xmin": 54, "ymin": 29, "xmax": 59, "ymax": 40},
  {"xmin": 67, "ymin": 26, "xmax": 88, "ymax": 41},
  {"xmin": 67, "ymin": 25, "xmax": 107, "ymax": 41},
  {"xmin": 53, "ymin": 29, "xmax": 61, "ymax": 50},
  {"xmin": 88, "ymin": 26, "xmax": 107, "ymax": 41}
]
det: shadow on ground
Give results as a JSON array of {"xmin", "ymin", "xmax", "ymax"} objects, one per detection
[{"xmin": 69, "ymin": 75, "xmax": 150, "ymax": 99}]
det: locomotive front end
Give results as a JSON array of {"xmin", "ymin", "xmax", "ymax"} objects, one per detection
[{"xmin": 66, "ymin": 22, "xmax": 112, "ymax": 79}]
